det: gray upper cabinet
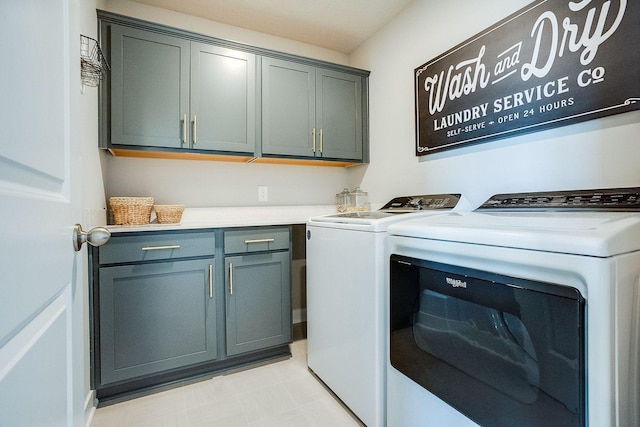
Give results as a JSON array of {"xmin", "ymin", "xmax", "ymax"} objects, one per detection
[
  {"xmin": 316, "ymin": 69, "xmax": 363, "ymax": 160},
  {"xmin": 109, "ymin": 24, "xmax": 256, "ymax": 154},
  {"xmin": 261, "ymin": 57, "xmax": 364, "ymax": 162},
  {"xmin": 111, "ymin": 25, "xmax": 189, "ymax": 149},
  {"xmin": 99, "ymin": 11, "xmax": 369, "ymax": 165},
  {"xmin": 261, "ymin": 59, "xmax": 316, "ymax": 157},
  {"xmin": 190, "ymin": 43, "xmax": 256, "ymax": 153}
]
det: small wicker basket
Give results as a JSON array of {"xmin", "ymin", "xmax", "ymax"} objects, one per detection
[
  {"xmin": 109, "ymin": 197, "xmax": 154, "ymax": 225},
  {"xmin": 154, "ymin": 204, "xmax": 185, "ymax": 224}
]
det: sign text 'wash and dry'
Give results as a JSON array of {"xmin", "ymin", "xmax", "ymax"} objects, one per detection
[{"xmin": 415, "ymin": 0, "xmax": 639, "ymax": 155}]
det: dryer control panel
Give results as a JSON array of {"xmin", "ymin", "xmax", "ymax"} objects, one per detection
[{"xmin": 479, "ymin": 187, "xmax": 640, "ymax": 211}]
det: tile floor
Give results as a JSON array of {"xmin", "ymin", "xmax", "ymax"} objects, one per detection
[{"xmin": 91, "ymin": 340, "xmax": 364, "ymax": 427}]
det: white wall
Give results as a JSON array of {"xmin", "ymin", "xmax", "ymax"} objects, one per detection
[
  {"xmin": 99, "ymin": 0, "xmax": 357, "ymax": 208},
  {"xmin": 99, "ymin": 0, "xmax": 640, "ymax": 209},
  {"xmin": 104, "ymin": 157, "xmax": 351, "ymax": 207},
  {"xmin": 349, "ymin": 0, "xmax": 640, "ymax": 208},
  {"xmin": 99, "ymin": 0, "xmax": 350, "ymax": 64}
]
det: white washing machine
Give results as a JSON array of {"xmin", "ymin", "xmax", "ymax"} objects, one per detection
[
  {"xmin": 306, "ymin": 194, "xmax": 465, "ymax": 427},
  {"xmin": 386, "ymin": 187, "xmax": 640, "ymax": 427}
]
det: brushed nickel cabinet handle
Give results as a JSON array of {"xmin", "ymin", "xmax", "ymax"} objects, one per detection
[
  {"xmin": 312, "ymin": 127, "xmax": 316, "ymax": 153},
  {"xmin": 229, "ymin": 262, "xmax": 234, "ymax": 295},
  {"xmin": 244, "ymin": 238, "xmax": 275, "ymax": 244},
  {"xmin": 319, "ymin": 128, "xmax": 323, "ymax": 154},
  {"xmin": 209, "ymin": 264, "xmax": 213, "ymax": 298},
  {"xmin": 141, "ymin": 245, "xmax": 181, "ymax": 251},
  {"xmin": 193, "ymin": 114, "xmax": 197, "ymax": 145},
  {"xmin": 182, "ymin": 114, "xmax": 187, "ymax": 144}
]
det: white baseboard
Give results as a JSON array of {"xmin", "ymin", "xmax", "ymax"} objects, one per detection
[{"xmin": 84, "ymin": 389, "xmax": 96, "ymax": 427}]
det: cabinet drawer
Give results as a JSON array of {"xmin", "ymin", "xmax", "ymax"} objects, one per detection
[
  {"xmin": 224, "ymin": 227, "xmax": 290, "ymax": 254},
  {"xmin": 99, "ymin": 231, "xmax": 216, "ymax": 264}
]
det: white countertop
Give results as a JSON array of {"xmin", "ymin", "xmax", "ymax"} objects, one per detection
[{"xmin": 107, "ymin": 205, "xmax": 337, "ymax": 233}]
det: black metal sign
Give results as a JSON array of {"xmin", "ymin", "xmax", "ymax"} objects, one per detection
[{"xmin": 415, "ymin": 0, "xmax": 639, "ymax": 155}]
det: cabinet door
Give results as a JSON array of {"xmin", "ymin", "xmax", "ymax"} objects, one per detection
[
  {"xmin": 261, "ymin": 58, "xmax": 316, "ymax": 157},
  {"xmin": 316, "ymin": 69, "xmax": 363, "ymax": 160},
  {"xmin": 98, "ymin": 259, "xmax": 216, "ymax": 385},
  {"xmin": 225, "ymin": 252, "xmax": 291, "ymax": 356},
  {"xmin": 190, "ymin": 43, "xmax": 256, "ymax": 153},
  {"xmin": 110, "ymin": 25, "xmax": 190, "ymax": 148}
]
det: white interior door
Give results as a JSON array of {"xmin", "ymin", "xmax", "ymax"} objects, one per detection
[{"xmin": 0, "ymin": 1, "xmax": 84, "ymax": 425}]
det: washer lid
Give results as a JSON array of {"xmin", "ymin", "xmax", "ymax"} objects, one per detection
[
  {"xmin": 388, "ymin": 211, "xmax": 640, "ymax": 257},
  {"xmin": 315, "ymin": 210, "xmax": 413, "ymax": 221},
  {"xmin": 308, "ymin": 210, "xmax": 453, "ymax": 232},
  {"xmin": 307, "ymin": 194, "xmax": 462, "ymax": 231}
]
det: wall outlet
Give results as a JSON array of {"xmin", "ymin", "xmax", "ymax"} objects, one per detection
[{"xmin": 258, "ymin": 185, "xmax": 268, "ymax": 202}]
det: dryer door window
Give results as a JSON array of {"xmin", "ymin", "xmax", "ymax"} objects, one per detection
[{"xmin": 389, "ymin": 255, "xmax": 586, "ymax": 427}]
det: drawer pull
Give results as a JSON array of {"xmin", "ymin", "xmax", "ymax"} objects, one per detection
[
  {"xmin": 141, "ymin": 245, "xmax": 181, "ymax": 251},
  {"xmin": 229, "ymin": 262, "xmax": 234, "ymax": 295},
  {"xmin": 209, "ymin": 264, "xmax": 213, "ymax": 298},
  {"xmin": 244, "ymin": 238, "xmax": 275, "ymax": 244}
]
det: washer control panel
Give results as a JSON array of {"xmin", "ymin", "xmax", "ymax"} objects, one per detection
[
  {"xmin": 381, "ymin": 194, "xmax": 461, "ymax": 210},
  {"xmin": 479, "ymin": 187, "xmax": 640, "ymax": 211}
]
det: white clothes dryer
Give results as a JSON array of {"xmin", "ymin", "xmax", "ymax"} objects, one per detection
[{"xmin": 386, "ymin": 187, "xmax": 640, "ymax": 427}]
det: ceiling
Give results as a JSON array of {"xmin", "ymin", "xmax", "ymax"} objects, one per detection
[{"xmin": 130, "ymin": 0, "xmax": 415, "ymax": 53}]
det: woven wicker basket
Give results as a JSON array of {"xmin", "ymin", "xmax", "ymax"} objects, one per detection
[
  {"xmin": 154, "ymin": 204, "xmax": 184, "ymax": 224},
  {"xmin": 109, "ymin": 197, "xmax": 154, "ymax": 225}
]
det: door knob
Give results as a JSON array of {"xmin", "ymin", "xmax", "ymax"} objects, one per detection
[{"xmin": 73, "ymin": 224, "xmax": 111, "ymax": 251}]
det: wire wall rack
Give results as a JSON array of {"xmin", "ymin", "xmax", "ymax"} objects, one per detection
[{"xmin": 80, "ymin": 35, "xmax": 110, "ymax": 87}]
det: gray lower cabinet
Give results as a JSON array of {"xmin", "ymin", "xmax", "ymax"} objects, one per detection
[
  {"xmin": 93, "ymin": 230, "xmax": 217, "ymax": 388},
  {"xmin": 224, "ymin": 227, "xmax": 292, "ymax": 356},
  {"xmin": 108, "ymin": 24, "xmax": 256, "ymax": 154},
  {"xmin": 225, "ymin": 252, "xmax": 291, "ymax": 356},
  {"xmin": 90, "ymin": 227, "xmax": 292, "ymax": 401},
  {"xmin": 261, "ymin": 57, "xmax": 364, "ymax": 161},
  {"xmin": 98, "ymin": 258, "xmax": 217, "ymax": 385}
]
